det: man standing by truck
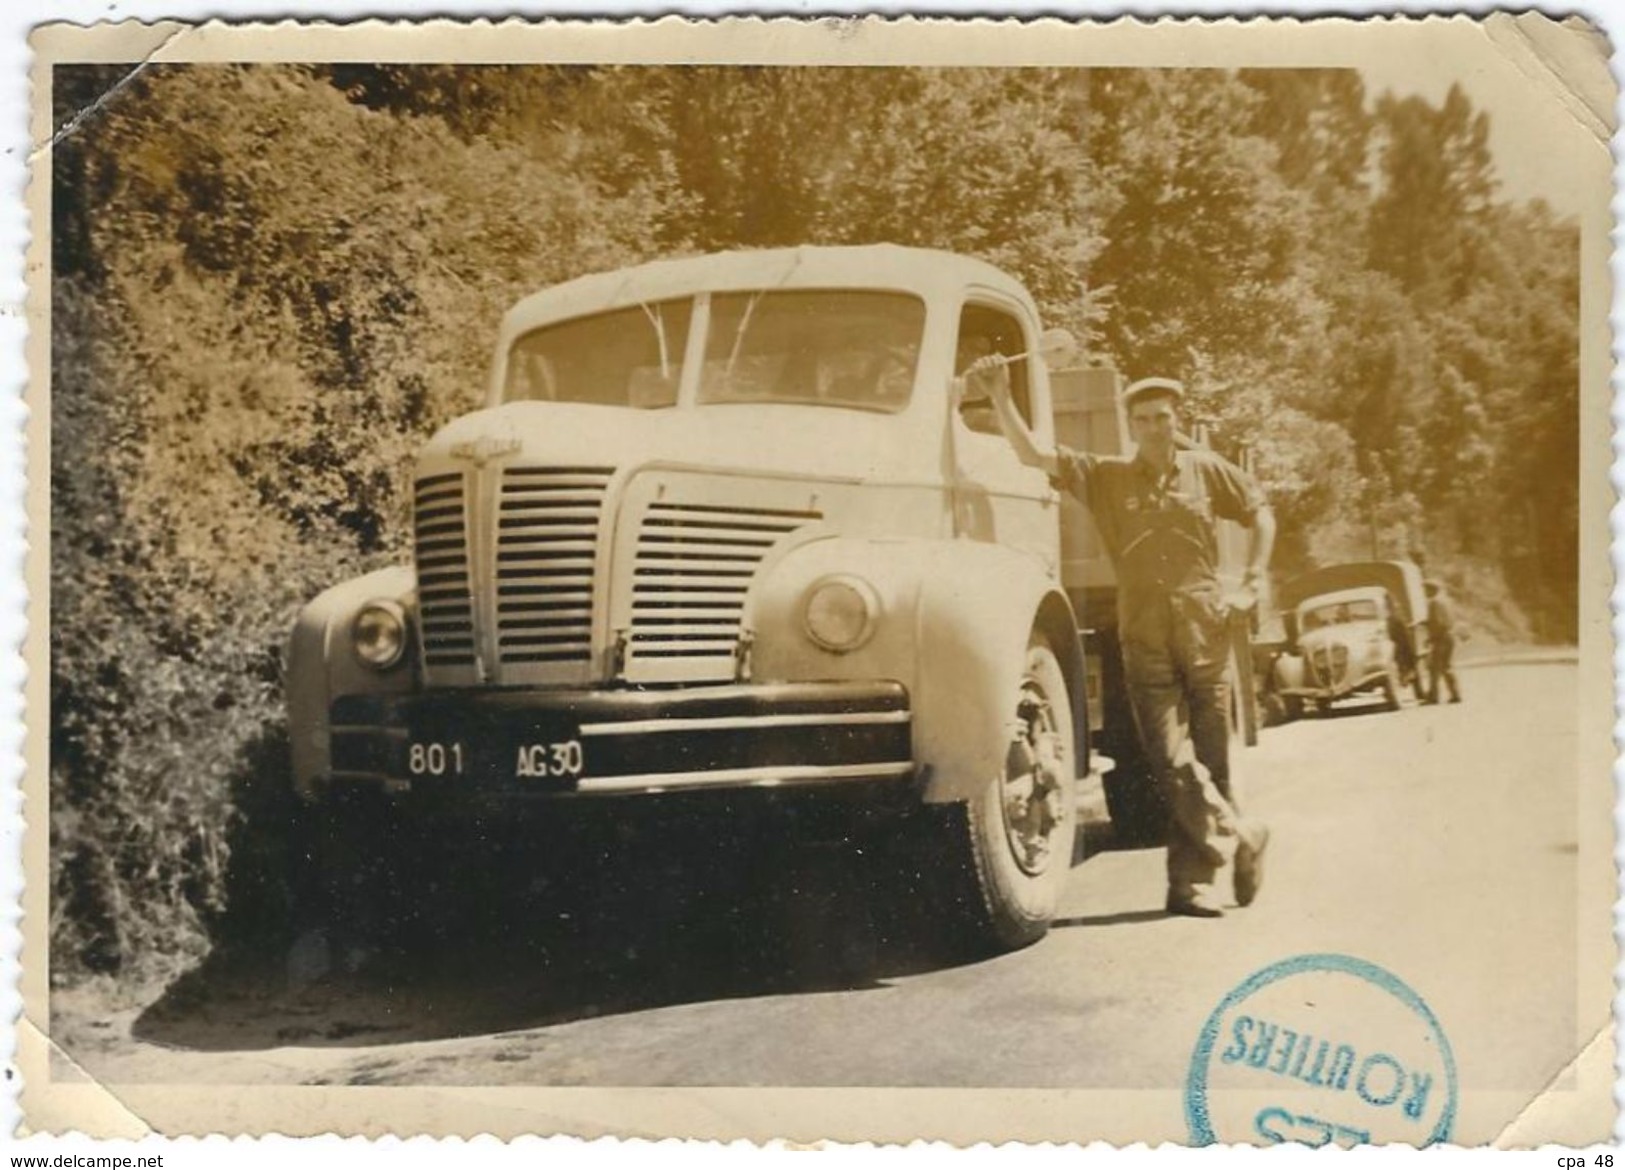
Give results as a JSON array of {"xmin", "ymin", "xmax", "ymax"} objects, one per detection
[
  {"xmin": 975, "ymin": 362, "xmax": 1274, "ymax": 918},
  {"xmin": 1423, "ymin": 580, "xmax": 1463, "ymax": 704}
]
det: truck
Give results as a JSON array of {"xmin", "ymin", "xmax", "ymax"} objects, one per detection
[
  {"xmin": 287, "ymin": 244, "xmax": 1256, "ymax": 953},
  {"xmin": 1269, "ymin": 560, "xmax": 1430, "ymax": 718}
]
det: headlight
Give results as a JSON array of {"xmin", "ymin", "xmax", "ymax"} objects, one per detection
[
  {"xmin": 353, "ymin": 600, "xmax": 408, "ymax": 670},
  {"xmin": 802, "ymin": 575, "xmax": 879, "ymax": 653}
]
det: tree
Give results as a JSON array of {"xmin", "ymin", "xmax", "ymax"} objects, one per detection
[
  {"xmin": 1082, "ymin": 70, "xmax": 1318, "ymax": 381},
  {"xmin": 557, "ymin": 67, "xmax": 1110, "ymax": 335},
  {"xmin": 1238, "ymin": 69, "xmax": 1371, "ymax": 199},
  {"xmin": 1368, "ymin": 84, "xmax": 1497, "ymax": 308}
]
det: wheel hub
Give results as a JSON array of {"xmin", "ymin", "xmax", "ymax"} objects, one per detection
[{"xmin": 1002, "ymin": 682, "xmax": 1067, "ymax": 876}]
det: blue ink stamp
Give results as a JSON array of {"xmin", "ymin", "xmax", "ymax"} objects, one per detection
[{"xmin": 1186, "ymin": 953, "xmax": 1458, "ymax": 1147}]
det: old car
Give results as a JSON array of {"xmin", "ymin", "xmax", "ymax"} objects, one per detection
[{"xmin": 1271, "ymin": 560, "xmax": 1429, "ymax": 718}]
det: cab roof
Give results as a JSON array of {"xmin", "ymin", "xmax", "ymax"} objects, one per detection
[
  {"xmin": 499, "ymin": 245, "xmax": 1033, "ymax": 336},
  {"xmin": 1280, "ymin": 560, "xmax": 1425, "ymax": 624},
  {"xmin": 1299, "ymin": 586, "xmax": 1391, "ymax": 611}
]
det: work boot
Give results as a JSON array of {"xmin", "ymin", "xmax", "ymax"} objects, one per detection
[
  {"xmin": 1166, "ymin": 892, "xmax": 1225, "ymax": 918},
  {"xmin": 1234, "ymin": 823, "xmax": 1270, "ymax": 908}
]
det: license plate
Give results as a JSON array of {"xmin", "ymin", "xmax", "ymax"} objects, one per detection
[
  {"xmin": 509, "ymin": 737, "xmax": 587, "ymax": 781},
  {"xmin": 402, "ymin": 716, "xmax": 586, "ymax": 787},
  {"xmin": 403, "ymin": 737, "xmax": 470, "ymax": 779}
]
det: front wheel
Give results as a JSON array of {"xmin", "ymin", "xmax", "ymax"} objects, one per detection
[{"xmin": 960, "ymin": 638, "xmax": 1079, "ymax": 951}]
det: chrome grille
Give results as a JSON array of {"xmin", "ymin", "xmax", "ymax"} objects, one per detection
[
  {"xmin": 414, "ymin": 472, "xmax": 475, "ymax": 666},
  {"xmin": 630, "ymin": 502, "xmax": 820, "ymax": 662},
  {"xmin": 496, "ymin": 466, "xmax": 613, "ymax": 665},
  {"xmin": 1310, "ymin": 643, "xmax": 1350, "ymax": 687}
]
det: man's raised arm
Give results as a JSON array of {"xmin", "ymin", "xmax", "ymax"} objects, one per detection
[{"xmin": 965, "ymin": 356, "xmax": 1059, "ymax": 479}]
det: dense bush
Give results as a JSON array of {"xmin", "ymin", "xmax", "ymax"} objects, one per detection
[
  {"xmin": 49, "ymin": 65, "xmax": 667, "ymax": 973},
  {"xmin": 49, "ymin": 63, "xmax": 1578, "ymax": 978}
]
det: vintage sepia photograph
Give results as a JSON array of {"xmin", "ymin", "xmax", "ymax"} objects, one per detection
[{"xmin": 21, "ymin": 14, "xmax": 1617, "ymax": 1147}]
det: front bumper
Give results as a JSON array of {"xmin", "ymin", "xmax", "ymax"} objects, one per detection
[
  {"xmin": 1279, "ymin": 669, "xmax": 1387, "ymax": 702},
  {"xmin": 324, "ymin": 680, "xmax": 915, "ymax": 801}
]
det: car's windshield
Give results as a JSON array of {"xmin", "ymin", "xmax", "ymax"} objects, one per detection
[
  {"xmin": 504, "ymin": 298, "xmax": 693, "ymax": 407},
  {"xmin": 697, "ymin": 290, "xmax": 926, "ymax": 413},
  {"xmin": 1302, "ymin": 598, "xmax": 1380, "ymax": 631}
]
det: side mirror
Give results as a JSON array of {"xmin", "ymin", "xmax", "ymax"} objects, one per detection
[{"xmin": 1037, "ymin": 327, "xmax": 1079, "ymax": 368}]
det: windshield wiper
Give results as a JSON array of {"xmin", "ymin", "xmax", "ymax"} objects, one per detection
[
  {"xmin": 637, "ymin": 301, "xmax": 673, "ymax": 381},
  {"xmin": 725, "ymin": 292, "xmax": 764, "ymax": 379}
]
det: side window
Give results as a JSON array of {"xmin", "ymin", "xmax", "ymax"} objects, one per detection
[{"xmin": 955, "ymin": 304, "xmax": 1031, "ymax": 436}]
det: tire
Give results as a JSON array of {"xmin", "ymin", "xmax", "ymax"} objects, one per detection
[
  {"xmin": 1283, "ymin": 695, "xmax": 1304, "ymax": 722},
  {"xmin": 1381, "ymin": 667, "xmax": 1401, "ymax": 712},
  {"xmin": 959, "ymin": 638, "xmax": 1080, "ymax": 951},
  {"xmin": 1259, "ymin": 690, "xmax": 1287, "ymax": 729}
]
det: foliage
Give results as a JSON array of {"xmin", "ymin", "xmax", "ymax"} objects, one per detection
[
  {"xmin": 50, "ymin": 63, "xmax": 1579, "ymax": 977},
  {"xmin": 49, "ymin": 64, "xmax": 667, "ymax": 973}
]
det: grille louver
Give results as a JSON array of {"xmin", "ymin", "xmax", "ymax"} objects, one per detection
[
  {"xmin": 496, "ymin": 466, "xmax": 614, "ymax": 665},
  {"xmin": 630, "ymin": 502, "xmax": 821, "ymax": 663},
  {"xmin": 414, "ymin": 472, "xmax": 476, "ymax": 666},
  {"xmin": 1310, "ymin": 642, "xmax": 1351, "ymax": 688}
]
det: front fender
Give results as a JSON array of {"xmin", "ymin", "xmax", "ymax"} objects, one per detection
[
  {"xmin": 750, "ymin": 538, "xmax": 1084, "ymax": 805},
  {"xmin": 287, "ymin": 565, "xmax": 417, "ymax": 799},
  {"xmin": 750, "ymin": 536, "xmax": 926, "ymax": 692},
  {"xmin": 1274, "ymin": 652, "xmax": 1307, "ymax": 692},
  {"xmin": 916, "ymin": 548, "xmax": 1085, "ymax": 803}
]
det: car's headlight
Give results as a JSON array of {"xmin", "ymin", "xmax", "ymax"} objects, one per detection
[
  {"xmin": 353, "ymin": 600, "xmax": 408, "ymax": 669},
  {"xmin": 802, "ymin": 575, "xmax": 879, "ymax": 653}
]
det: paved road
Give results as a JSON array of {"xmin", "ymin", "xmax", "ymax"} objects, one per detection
[{"xmin": 57, "ymin": 663, "xmax": 1592, "ymax": 1130}]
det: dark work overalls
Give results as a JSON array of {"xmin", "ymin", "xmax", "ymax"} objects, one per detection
[
  {"xmin": 1057, "ymin": 447, "xmax": 1266, "ymax": 906},
  {"xmin": 1426, "ymin": 593, "xmax": 1462, "ymax": 704}
]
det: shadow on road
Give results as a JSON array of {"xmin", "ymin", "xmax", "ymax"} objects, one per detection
[
  {"xmin": 1050, "ymin": 908, "xmax": 1169, "ymax": 929},
  {"xmin": 1291, "ymin": 696, "xmax": 1426, "ymax": 722},
  {"xmin": 132, "ymin": 809, "xmax": 1002, "ymax": 1053}
]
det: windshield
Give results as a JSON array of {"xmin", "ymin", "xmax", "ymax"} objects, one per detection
[
  {"xmin": 698, "ymin": 290, "xmax": 926, "ymax": 413},
  {"xmin": 504, "ymin": 298, "xmax": 693, "ymax": 407},
  {"xmin": 1302, "ymin": 598, "xmax": 1381, "ymax": 631}
]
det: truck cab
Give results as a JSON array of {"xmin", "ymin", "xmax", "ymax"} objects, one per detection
[{"xmin": 288, "ymin": 245, "xmax": 1094, "ymax": 951}]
